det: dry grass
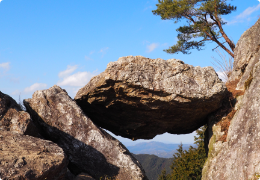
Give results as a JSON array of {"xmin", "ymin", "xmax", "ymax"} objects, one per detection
[
  {"xmin": 225, "ymin": 79, "xmax": 244, "ymax": 97},
  {"xmin": 217, "ymin": 109, "xmax": 237, "ymax": 142},
  {"xmin": 215, "ymin": 79, "xmax": 244, "ymax": 142},
  {"xmin": 211, "ymin": 48, "xmax": 234, "ymax": 82}
]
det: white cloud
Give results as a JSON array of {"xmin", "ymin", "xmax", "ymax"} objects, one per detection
[
  {"xmin": 236, "ymin": 4, "xmax": 260, "ymax": 19},
  {"xmin": 62, "ymin": 87, "xmax": 82, "ymax": 99},
  {"xmin": 24, "ymin": 83, "xmax": 47, "ymax": 93},
  {"xmin": 228, "ymin": 3, "xmax": 260, "ymax": 24},
  {"xmin": 147, "ymin": 43, "xmax": 159, "ymax": 53},
  {"xmin": 58, "ymin": 65, "xmax": 78, "ymax": 78},
  {"xmin": 0, "ymin": 0, "xmax": 3, "ymax": 3},
  {"xmin": 100, "ymin": 47, "xmax": 109, "ymax": 57},
  {"xmin": 0, "ymin": 62, "xmax": 10, "ymax": 71},
  {"xmin": 57, "ymin": 71, "xmax": 97, "ymax": 87}
]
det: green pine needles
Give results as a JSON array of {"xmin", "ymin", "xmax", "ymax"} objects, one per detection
[
  {"xmin": 152, "ymin": 0, "xmax": 236, "ymax": 57},
  {"xmin": 158, "ymin": 126, "xmax": 207, "ymax": 180}
]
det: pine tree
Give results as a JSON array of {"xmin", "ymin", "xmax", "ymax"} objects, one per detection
[
  {"xmin": 158, "ymin": 126, "xmax": 207, "ymax": 180},
  {"xmin": 158, "ymin": 169, "xmax": 170, "ymax": 180},
  {"xmin": 152, "ymin": 0, "xmax": 236, "ymax": 57}
]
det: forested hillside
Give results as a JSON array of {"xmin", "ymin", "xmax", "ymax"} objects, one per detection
[{"xmin": 133, "ymin": 154, "xmax": 173, "ymax": 180}]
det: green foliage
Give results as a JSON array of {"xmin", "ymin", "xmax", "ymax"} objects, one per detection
[
  {"xmin": 152, "ymin": 0, "xmax": 236, "ymax": 57},
  {"xmin": 158, "ymin": 126, "xmax": 207, "ymax": 180},
  {"xmin": 158, "ymin": 169, "xmax": 171, "ymax": 180},
  {"xmin": 134, "ymin": 154, "xmax": 173, "ymax": 180}
]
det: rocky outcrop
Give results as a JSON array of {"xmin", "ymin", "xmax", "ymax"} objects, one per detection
[
  {"xmin": 202, "ymin": 18, "xmax": 260, "ymax": 179},
  {"xmin": 24, "ymin": 85, "xmax": 148, "ymax": 180},
  {"xmin": 0, "ymin": 91, "xmax": 40, "ymax": 137},
  {"xmin": 0, "ymin": 131, "xmax": 68, "ymax": 180},
  {"xmin": 228, "ymin": 18, "xmax": 260, "ymax": 91},
  {"xmin": 75, "ymin": 56, "xmax": 227, "ymax": 139}
]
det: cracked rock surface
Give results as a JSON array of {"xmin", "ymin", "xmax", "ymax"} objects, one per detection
[
  {"xmin": 202, "ymin": 18, "xmax": 260, "ymax": 180},
  {"xmin": 202, "ymin": 61, "xmax": 260, "ymax": 180},
  {"xmin": 0, "ymin": 91, "xmax": 40, "ymax": 137},
  {"xmin": 75, "ymin": 56, "xmax": 227, "ymax": 139},
  {"xmin": 24, "ymin": 85, "xmax": 147, "ymax": 180},
  {"xmin": 0, "ymin": 131, "xmax": 68, "ymax": 180},
  {"xmin": 228, "ymin": 18, "xmax": 260, "ymax": 90}
]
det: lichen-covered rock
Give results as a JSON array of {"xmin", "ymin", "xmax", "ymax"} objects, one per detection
[
  {"xmin": 0, "ymin": 91, "xmax": 40, "ymax": 137},
  {"xmin": 75, "ymin": 56, "xmax": 227, "ymax": 139},
  {"xmin": 202, "ymin": 61, "xmax": 260, "ymax": 180},
  {"xmin": 228, "ymin": 18, "xmax": 260, "ymax": 90},
  {"xmin": 24, "ymin": 85, "xmax": 148, "ymax": 180},
  {"xmin": 202, "ymin": 19, "xmax": 260, "ymax": 179},
  {"xmin": 0, "ymin": 131, "xmax": 68, "ymax": 180}
]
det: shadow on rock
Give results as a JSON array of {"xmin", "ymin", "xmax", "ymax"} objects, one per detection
[
  {"xmin": 24, "ymin": 85, "xmax": 147, "ymax": 180},
  {"xmin": 26, "ymin": 106, "xmax": 119, "ymax": 179}
]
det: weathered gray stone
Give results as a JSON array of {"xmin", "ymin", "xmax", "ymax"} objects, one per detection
[
  {"xmin": 0, "ymin": 131, "xmax": 68, "ymax": 180},
  {"xmin": 75, "ymin": 56, "xmax": 227, "ymax": 139},
  {"xmin": 228, "ymin": 18, "xmax": 260, "ymax": 90},
  {"xmin": 202, "ymin": 18, "xmax": 260, "ymax": 180},
  {"xmin": 202, "ymin": 61, "xmax": 260, "ymax": 180},
  {"xmin": 0, "ymin": 91, "xmax": 40, "ymax": 137},
  {"xmin": 24, "ymin": 85, "xmax": 148, "ymax": 180}
]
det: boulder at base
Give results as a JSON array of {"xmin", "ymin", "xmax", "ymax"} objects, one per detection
[
  {"xmin": 24, "ymin": 85, "xmax": 147, "ymax": 180},
  {"xmin": 0, "ymin": 91, "xmax": 40, "ymax": 137},
  {"xmin": 0, "ymin": 131, "xmax": 68, "ymax": 180},
  {"xmin": 75, "ymin": 56, "xmax": 227, "ymax": 139}
]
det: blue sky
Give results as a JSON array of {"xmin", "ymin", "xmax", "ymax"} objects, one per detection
[{"xmin": 0, "ymin": 0, "xmax": 260, "ymax": 146}]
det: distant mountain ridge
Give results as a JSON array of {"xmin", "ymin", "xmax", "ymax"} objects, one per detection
[{"xmin": 127, "ymin": 141, "xmax": 193, "ymax": 158}]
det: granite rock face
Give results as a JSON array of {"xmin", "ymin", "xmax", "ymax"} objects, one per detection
[
  {"xmin": 203, "ymin": 61, "xmax": 260, "ymax": 180},
  {"xmin": 0, "ymin": 91, "xmax": 39, "ymax": 137},
  {"xmin": 202, "ymin": 18, "xmax": 260, "ymax": 180},
  {"xmin": 0, "ymin": 131, "xmax": 68, "ymax": 180},
  {"xmin": 24, "ymin": 85, "xmax": 148, "ymax": 180},
  {"xmin": 228, "ymin": 18, "xmax": 260, "ymax": 90},
  {"xmin": 75, "ymin": 56, "xmax": 227, "ymax": 139}
]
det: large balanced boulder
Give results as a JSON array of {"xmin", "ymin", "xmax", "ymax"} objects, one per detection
[
  {"xmin": 0, "ymin": 131, "xmax": 68, "ymax": 180},
  {"xmin": 75, "ymin": 56, "xmax": 227, "ymax": 139},
  {"xmin": 0, "ymin": 91, "xmax": 39, "ymax": 137},
  {"xmin": 202, "ymin": 18, "xmax": 260, "ymax": 179},
  {"xmin": 24, "ymin": 85, "xmax": 148, "ymax": 180}
]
